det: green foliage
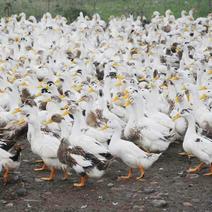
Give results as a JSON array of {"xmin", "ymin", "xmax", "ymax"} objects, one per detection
[{"xmin": 0, "ymin": 0, "xmax": 210, "ymax": 21}]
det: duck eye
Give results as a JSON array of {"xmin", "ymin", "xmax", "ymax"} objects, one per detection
[{"xmin": 26, "ymin": 114, "xmax": 30, "ymax": 117}]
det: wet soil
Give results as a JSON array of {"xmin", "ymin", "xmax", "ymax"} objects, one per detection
[{"xmin": 0, "ymin": 139, "xmax": 212, "ymax": 212}]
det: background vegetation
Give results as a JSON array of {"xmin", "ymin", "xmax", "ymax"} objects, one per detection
[{"xmin": 1, "ymin": 0, "xmax": 212, "ymax": 22}]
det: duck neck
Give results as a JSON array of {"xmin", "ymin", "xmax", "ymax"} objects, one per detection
[
  {"xmin": 133, "ymin": 96, "xmax": 144, "ymax": 120},
  {"xmin": 184, "ymin": 114, "xmax": 196, "ymax": 139},
  {"xmin": 71, "ymin": 111, "xmax": 81, "ymax": 137},
  {"xmin": 60, "ymin": 120, "xmax": 70, "ymax": 139},
  {"xmin": 29, "ymin": 119, "xmax": 42, "ymax": 139},
  {"xmin": 111, "ymin": 126, "xmax": 122, "ymax": 141}
]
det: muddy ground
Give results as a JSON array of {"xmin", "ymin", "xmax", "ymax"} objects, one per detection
[{"xmin": 0, "ymin": 138, "xmax": 212, "ymax": 212}]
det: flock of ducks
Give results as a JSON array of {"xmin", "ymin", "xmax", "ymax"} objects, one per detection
[{"xmin": 0, "ymin": 10, "xmax": 212, "ymax": 187}]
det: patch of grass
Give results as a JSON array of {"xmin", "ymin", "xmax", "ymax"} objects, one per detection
[{"xmin": 0, "ymin": 0, "xmax": 210, "ymax": 21}]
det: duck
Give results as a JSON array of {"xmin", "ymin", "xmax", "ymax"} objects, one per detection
[
  {"xmin": 25, "ymin": 110, "xmax": 68, "ymax": 181},
  {"xmin": 0, "ymin": 144, "xmax": 23, "ymax": 184},
  {"xmin": 123, "ymin": 87, "xmax": 174, "ymax": 152},
  {"xmin": 57, "ymin": 137, "xmax": 111, "ymax": 187},
  {"xmin": 175, "ymin": 108, "xmax": 212, "ymax": 175},
  {"xmin": 107, "ymin": 119, "xmax": 161, "ymax": 180}
]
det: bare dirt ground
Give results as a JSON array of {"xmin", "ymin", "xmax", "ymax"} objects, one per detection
[{"xmin": 0, "ymin": 138, "xmax": 212, "ymax": 212}]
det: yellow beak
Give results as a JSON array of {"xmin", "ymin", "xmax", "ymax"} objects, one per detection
[
  {"xmin": 16, "ymin": 118, "xmax": 26, "ymax": 126},
  {"xmin": 114, "ymin": 80, "xmax": 123, "ymax": 87},
  {"xmin": 186, "ymin": 93, "xmax": 191, "ymax": 102},
  {"xmin": 59, "ymin": 95, "xmax": 65, "ymax": 99},
  {"xmin": 172, "ymin": 113, "xmax": 181, "ymax": 121},
  {"xmin": 138, "ymin": 76, "xmax": 146, "ymax": 81},
  {"xmin": 112, "ymin": 96, "xmax": 119, "ymax": 102},
  {"xmin": 35, "ymin": 92, "xmax": 41, "ymax": 97},
  {"xmin": 20, "ymin": 82, "xmax": 29, "ymax": 87},
  {"xmin": 88, "ymin": 86, "xmax": 95, "ymax": 93},
  {"xmin": 200, "ymin": 94, "xmax": 208, "ymax": 101},
  {"xmin": 122, "ymin": 91, "xmax": 129, "ymax": 100},
  {"xmin": 207, "ymin": 70, "xmax": 212, "ymax": 75},
  {"xmin": 112, "ymin": 62, "xmax": 120, "ymax": 67},
  {"xmin": 62, "ymin": 110, "xmax": 70, "ymax": 116},
  {"xmin": 55, "ymin": 79, "xmax": 61, "ymax": 86},
  {"xmin": 73, "ymin": 84, "xmax": 82, "ymax": 92},
  {"xmin": 42, "ymin": 119, "xmax": 53, "ymax": 125},
  {"xmin": 12, "ymin": 108, "xmax": 23, "ymax": 114},
  {"xmin": 199, "ymin": 86, "xmax": 207, "ymax": 91},
  {"xmin": 124, "ymin": 100, "xmax": 131, "ymax": 107},
  {"xmin": 100, "ymin": 123, "xmax": 109, "ymax": 131},
  {"xmin": 117, "ymin": 74, "xmax": 125, "ymax": 80},
  {"xmin": 175, "ymin": 96, "xmax": 179, "ymax": 104}
]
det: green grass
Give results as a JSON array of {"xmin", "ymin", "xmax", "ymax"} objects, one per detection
[{"xmin": 0, "ymin": 0, "xmax": 211, "ymax": 22}]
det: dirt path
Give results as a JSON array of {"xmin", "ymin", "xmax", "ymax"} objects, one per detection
[{"xmin": 0, "ymin": 140, "xmax": 212, "ymax": 212}]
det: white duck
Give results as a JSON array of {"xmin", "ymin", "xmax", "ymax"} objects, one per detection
[
  {"xmin": 107, "ymin": 119, "xmax": 161, "ymax": 180},
  {"xmin": 177, "ymin": 108, "xmax": 212, "ymax": 175},
  {"xmin": 26, "ymin": 111, "xmax": 68, "ymax": 181},
  {"xmin": 0, "ymin": 145, "xmax": 22, "ymax": 184}
]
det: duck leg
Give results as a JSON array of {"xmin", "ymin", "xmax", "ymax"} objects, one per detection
[
  {"xmin": 62, "ymin": 169, "xmax": 69, "ymax": 180},
  {"xmin": 40, "ymin": 168, "xmax": 56, "ymax": 181},
  {"xmin": 34, "ymin": 164, "xmax": 48, "ymax": 171},
  {"xmin": 187, "ymin": 162, "xmax": 205, "ymax": 173},
  {"xmin": 136, "ymin": 166, "xmax": 145, "ymax": 180},
  {"xmin": 204, "ymin": 164, "xmax": 212, "ymax": 176},
  {"xmin": 3, "ymin": 167, "xmax": 9, "ymax": 185},
  {"xmin": 74, "ymin": 175, "xmax": 88, "ymax": 187},
  {"xmin": 178, "ymin": 152, "xmax": 193, "ymax": 158},
  {"xmin": 34, "ymin": 159, "xmax": 43, "ymax": 163},
  {"xmin": 118, "ymin": 168, "xmax": 132, "ymax": 180}
]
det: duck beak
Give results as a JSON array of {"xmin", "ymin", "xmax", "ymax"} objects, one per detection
[
  {"xmin": 73, "ymin": 84, "xmax": 82, "ymax": 92},
  {"xmin": 175, "ymin": 96, "xmax": 179, "ymax": 104},
  {"xmin": 55, "ymin": 79, "xmax": 61, "ymax": 86},
  {"xmin": 112, "ymin": 62, "xmax": 120, "ymax": 67},
  {"xmin": 59, "ymin": 95, "xmax": 65, "ymax": 99},
  {"xmin": 160, "ymin": 83, "xmax": 168, "ymax": 89},
  {"xmin": 62, "ymin": 104, "xmax": 69, "ymax": 110},
  {"xmin": 200, "ymin": 94, "xmax": 208, "ymax": 101},
  {"xmin": 42, "ymin": 118, "xmax": 53, "ymax": 125},
  {"xmin": 20, "ymin": 82, "xmax": 29, "ymax": 87},
  {"xmin": 124, "ymin": 100, "xmax": 131, "ymax": 107},
  {"xmin": 112, "ymin": 96, "xmax": 119, "ymax": 102},
  {"xmin": 199, "ymin": 86, "xmax": 207, "ymax": 91},
  {"xmin": 122, "ymin": 90, "xmax": 129, "ymax": 99},
  {"xmin": 176, "ymin": 47, "xmax": 181, "ymax": 53},
  {"xmin": 207, "ymin": 70, "xmax": 212, "ymax": 75},
  {"xmin": 16, "ymin": 118, "xmax": 26, "ymax": 126},
  {"xmin": 100, "ymin": 123, "xmax": 109, "ymax": 131},
  {"xmin": 12, "ymin": 108, "xmax": 23, "ymax": 114},
  {"xmin": 138, "ymin": 76, "xmax": 146, "ymax": 81},
  {"xmin": 88, "ymin": 86, "xmax": 95, "ymax": 93},
  {"xmin": 114, "ymin": 80, "xmax": 123, "ymax": 87},
  {"xmin": 62, "ymin": 110, "xmax": 70, "ymax": 116},
  {"xmin": 35, "ymin": 92, "xmax": 41, "ymax": 97},
  {"xmin": 117, "ymin": 74, "xmax": 125, "ymax": 80},
  {"xmin": 172, "ymin": 113, "xmax": 181, "ymax": 121},
  {"xmin": 186, "ymin": 93, "xmax": 191, "ymax": 102}
]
